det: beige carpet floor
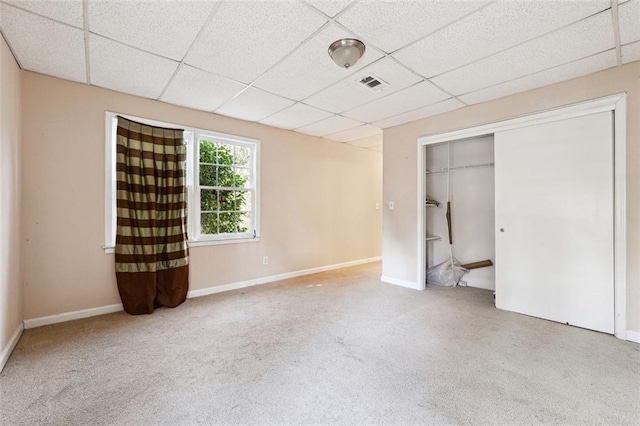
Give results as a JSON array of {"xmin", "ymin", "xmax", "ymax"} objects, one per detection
[{"xmin": 1, "ymin": 262, "xmax": 639, "ymax": 425}]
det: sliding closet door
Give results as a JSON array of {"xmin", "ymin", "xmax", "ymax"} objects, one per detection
[{"xmin": 494, "ymin": 111, "xmax": 614, "ymax": 333}]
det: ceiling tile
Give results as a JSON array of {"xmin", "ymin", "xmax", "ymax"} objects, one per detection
[
  {"xmin": 324, "ymin": 124, "xmax": 381, "ymax": 142},
  {"xmin": 186, "ymin": 1, "xmax": 326, "ymax": 84},
  {"xmin": 346, "ymin": 134, "xmax": 383, "ymax": 148},
  {"xmin": 253, "ymin": 25, "xmax": 383, "ymax": 101},
  {"xmin": 621, "ymin": 41, "xmax": 640, "ymax": 64},
  {"xmin": 0, "ymin": 4, "xmax": 86, "ymax": 82},
  {"xmin": 215, "ymin": 87, "xmax": 295, "ymax": 122},
  {"xmin": 160, "ymin": 65, "xmax": 246, "ymax": 112},
  {"xmin": 342, "ymin": 81, "xmax": 449, "ymax": 123},
  {"xmin": 88, "ymin": 0, "xmax": 216, "ymax": 61},
  {"xmin": 304, "ymin": 0, "xmax": 354, "ymax": 17},
  {"xmin": 459, "ymin": 50, "xmax": 617, "ymax": 105},
  {"xmin": 90, "ymin": 35, "xmax": 178, "ymax": 99},
  {"xmin": 304, "ymin": 57, "xmax": 422, "ymax": 113},
  {"xmin": 431, "ymin": 10, "xmax": 615, "ymax": 96},
  {"xmin": 619, "ymin": 0, "xmax": 640, "ymax": 45},
  {"xmin": 337, "ymin": 0, "xmax": 488, "ymax": 53},
  {"xmin": 260, "ymin": 103, "xmax": 333, "ymax": 130},
  {"xmin": 373, "ymin": 98, "xmax": 465, "ymax": 129},
  {"xmin": 295, "ymin": 115, "xmax": 363, "ymax": 136},
  {"xmin": 3, "ymin": 0, "xmax": 83, "ymax": 27},
  {"xmin": 393, "ymin": 0, "xmax": 610, "ymax": 78}
]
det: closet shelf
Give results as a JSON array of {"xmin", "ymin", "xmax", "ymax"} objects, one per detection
[
  {"xmin": 426, "ymin": 162, "xmax": 495, "ymax": 175},
  {"xmin": 426, "ymin": 235, "xmax": 441, "ymax": 241}
]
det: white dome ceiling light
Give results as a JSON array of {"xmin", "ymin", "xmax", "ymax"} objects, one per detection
[{"xmin": 328, "ymin": 39, "xmax": 366, "ymax": 69}]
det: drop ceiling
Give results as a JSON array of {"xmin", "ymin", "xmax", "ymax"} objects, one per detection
[{"xmin": 1, "ymin": 0, "xmax": 638, "ymax": 154}]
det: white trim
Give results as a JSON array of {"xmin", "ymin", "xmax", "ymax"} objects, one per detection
[
  {"xmin": 417, "ymin": 141, "xmax": 426, "ymax": 291},
  {"xmin": 461, "ymin": 279, "xmax": 495, "ymax": 291},
  {"xmin": 24, "ymin": 304, "xmax": 124, "ymax": 329},
  {"xmin": 612, "ymin": 96, "xmax": 627, "ymax": 340},
  {"xmin": 626, "ymin": 331, "xmax": 640, "ymax": 344},
  {"xmin": 193, "ymin": 131, "xmax": 260, "ymax": 242},
  {"xmin": 0, "ymin": 323, "xmax": 24, "ymax": 373},
  {"xmin": 188, "ymin": 237, "xmax": 261, "ymax": 247},
  {"xmin": 417, "ymin": 94, "xmax": 625, "ymax": 146},
  {"xmin": 23, "ymin": 257, "xmax": 382, "ymax": 328},
  {"xmin": 104, "ymin": 113, "xmax": 117, "ymax": 249},
  {"xmin": 188, "ymin": 256, "xmax": 381, "ymax": 298},
  {"xmin": 380, "ymin": 275, "xmax": 421, "ymax": 290},
  {"xmin": 416, "ymin": 93, "xmax": 627, "ymax": 339}
]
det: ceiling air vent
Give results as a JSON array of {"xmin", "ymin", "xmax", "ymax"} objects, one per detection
[{"xmin": 358, "ymin": 75, "xmax": 389, "ymax": 93}]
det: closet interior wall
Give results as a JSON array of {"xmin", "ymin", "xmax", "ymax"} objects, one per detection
[{"xmin": 424, "ymin": 135, "xmax": 495, "ymax": 290}]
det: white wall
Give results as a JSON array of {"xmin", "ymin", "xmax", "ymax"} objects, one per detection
[
  {"xmin": 21, "ymin": 71, "xmax": 383, "ymax": 320},
  {"xmin": 425, "ymin": 136, "xmax": 495, "ymax": 289},
  {"xmin": 0, "ymin": 35, "xmax": 22, "ymax": 367}
]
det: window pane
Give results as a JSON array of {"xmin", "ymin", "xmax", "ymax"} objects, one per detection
[
  {"xmin": 199, "ymin": 140, "xmax": 216, "ymax": 163},
  {"xmin": 216, "ymin": 143, "xmax": 234, "ymax": 165},
  {"xmin": 201, "ymin": 212, "xmax": 218, "ymax": 235},
  {"xmin": 199, "ymin": 164, "xmax": 217, "ymax": 186},
  {"xmin": 218, "ymin": 212, "xmax": 236, "ymax": 233},
  {"xmin": 234, "ymin": 190, "xmax": 251, "ymax": 212},
  {"xmin": 217, "ymin": 165, "xmax": 234, "ymax": 187},
  {"xmin": 217, "ymin": 205, "xmax": 251, "ymax": 234},
  {"xmin": 218, "ymin": 189, "xmax": 233, "ymax": 211},
  {"xmin": 200, "ymin": 189, "xmax": 219, "ymax": 211},
  {"xmin": 238, "ymin": 212, "xmax": 252, "ymax": 233},
  {"xmin": 233, "ymin": 167, "xmax": 250, "ymax": 188},
  {"xmin": 235, "ymin": 145, "xmax": 250, "ymax": 167}
]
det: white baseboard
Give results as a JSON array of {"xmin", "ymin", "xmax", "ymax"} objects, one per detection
[
  {"xmin": 0, "ymin": 323, "xmax": 24, "ymax": 373},
  {"xmin": 23, "ymin": 256, "xmax": 382, "ymax": 329},
  {"xmin": 461, "ymin": 279, "xmax": 495, "ymax": 291},
  {"xmin": 24, "ymin": 304, "xmax": 123, "ymax": 329},
  {"xmin": 188, "ymin": 256, "xmax": 382, "ymax": 298},
  {"xmin": 626, "ymin": 330, "xmax": 640, "ymax": 343},
  {"xmin": 380, "ymin": 275, "xmax": 421, "ymax": 290}
]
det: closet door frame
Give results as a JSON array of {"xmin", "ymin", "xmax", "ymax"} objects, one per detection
[{"xmin": 416, "ymin": 93, "xmax": 627, "ymax": 340}]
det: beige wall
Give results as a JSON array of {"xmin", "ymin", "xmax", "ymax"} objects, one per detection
[
  {"xmin": 0, "ymin": 36, "xmax": 22, "ymax": 354},
  {"xmin": 21, "ymin": 72, "xmax": 382, "ymax": 320},
  {"xmin": 382, "ymin": 61, "xmax": 640, "ymax": 333}
]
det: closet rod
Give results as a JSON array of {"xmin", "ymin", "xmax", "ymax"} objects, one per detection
[{"xmin": 426, "ymin": 162, "xmax": 494, "ymax": 175}]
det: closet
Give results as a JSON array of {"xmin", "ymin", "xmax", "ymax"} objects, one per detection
[
  {"xmin": 417, "ymin": 95, "xmax": 624, "ymax": 336},
  {"xmin": 424, "ymin": 136, "xmax": 495, "ymax": 290}
]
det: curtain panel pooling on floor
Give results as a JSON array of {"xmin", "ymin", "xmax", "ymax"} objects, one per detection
[{"xmin": 115, "ymin": 116, "xmax": 189, "ymax": 315}]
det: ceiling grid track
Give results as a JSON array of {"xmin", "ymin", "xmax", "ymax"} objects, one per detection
[
  {"xmin": 424, "ymin": 6, "xmax": 616, "ymax": 82},
  {"xmin": 611, "ymin": 0, "xmax": 623, "ymax": 65},
  {"xmin": 156, "ymin": 2, "xmax": 223, "ymax": 101},
  {"xmin": 2, "ymin": 0, "xmax": 635, "ymax": 143},
  {"xmin": 82, "ymin": 0, "xmax": 90, "ymax": 84},
  {"xmin": 211, "ymin": 20, "xmax": 335, "ymax": 120},
  {"xmin": 0, "ymin": 29, "xmax": 23, "ymax": 69},
  {"xmin": 456, "ymin": 47, "xmax": 619, "ymax": 101}
]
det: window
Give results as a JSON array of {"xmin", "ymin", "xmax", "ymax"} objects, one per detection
[{"xmin": 104, "ymin": 112, "xmax": 260, "ymax": 252}]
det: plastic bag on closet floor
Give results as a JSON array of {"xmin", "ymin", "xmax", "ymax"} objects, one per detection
[{"xmin": 427, "ymin": 258, "xmax": 469, "ymax": 287}]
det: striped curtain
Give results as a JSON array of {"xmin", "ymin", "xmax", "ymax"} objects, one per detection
[{"xmin": 115, "ymin": 116, "xmax": 189, "ymax": 315}]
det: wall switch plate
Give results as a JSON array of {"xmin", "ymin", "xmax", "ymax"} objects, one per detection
[
  {"xmin": 388, "ymin": 201, "xmax": 395, "ymax": 210},
  {"xmin": 262, "ymin": 256, "xmax": 269, "ymax": 265}
]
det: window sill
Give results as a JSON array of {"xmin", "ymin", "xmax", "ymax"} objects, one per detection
[{"xmin": 103, "ymin": 237, "xmax": 260, "ymax": 254}]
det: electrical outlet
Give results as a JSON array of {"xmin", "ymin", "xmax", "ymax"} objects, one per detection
[
  {"xmin": 262, "ymin": 256, "xmax": 269, "ymax": 265},
  {"xmin": 388, "ymin": 201, "xmax": 395, "ymax": 210},
  {"xmin": 375, "ymin": 203, "xmax": 380, "ymax": 210}
]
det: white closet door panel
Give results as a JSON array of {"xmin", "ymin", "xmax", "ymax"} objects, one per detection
[{"xmin": 495, "ymin": 111, "xmax": 614, "ymax": 333}]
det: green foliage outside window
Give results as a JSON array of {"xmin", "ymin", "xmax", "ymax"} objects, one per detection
[{"xmin": 199, "ymin": 140, "xmax": 251, "ymax": 235}]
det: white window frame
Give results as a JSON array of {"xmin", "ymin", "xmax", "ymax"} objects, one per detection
[{"xmin": 104, "ymin": 112, "xmax": 260, "ymax": 253}]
